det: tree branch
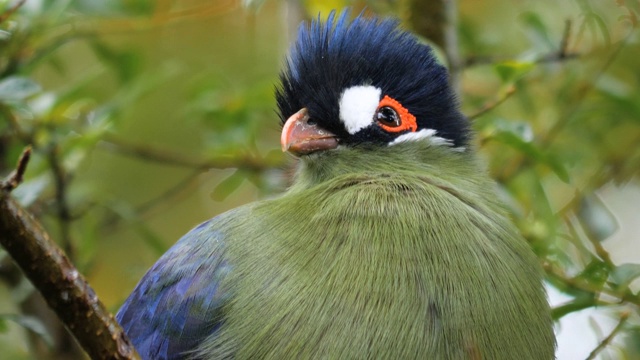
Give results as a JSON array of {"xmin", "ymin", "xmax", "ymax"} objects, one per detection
[
  {"xmin": 99, "ymin": 135, "xmax": 284, "ymax": 171},
  {"xmin": 585, "ymin": 312, "xmax": 629, "ymax": 360},
  {"xmin": 0, "ymin": 0, "xmax": 26, "ymax": 24},
  {"xmin": 0, "ymin": 148, "xmax": 140, "ymax": 360},
  {"xmin": 468, "ymin": 85, "xmax": 516, "ymax": 121},
  {"xmin": 1, "ymin": 145, "xmax": 30, "ymax": 192}
]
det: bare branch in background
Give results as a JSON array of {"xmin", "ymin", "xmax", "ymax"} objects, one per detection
[
  {"xmin": 468, "ymin": 85, "xmax": 516, "ymax": 121},
  {"xmin": 462, "ymin": 20, "xmax": 578, "ymax": 69},
  {"xmin": 47, "ymin": 145, "xmax": 75, "ymax": 260},
  {"xmin": 585, "ymin": 312, "xmax": 629, "ymax": 360},
  {"xmin": 497, "ymin": 29, "xmax": 633, "ymax": 184},
  {"xmin": 0, "ymin": 148, "xmax": 140, "ymax": 360},
  {"xmin": 0, "ymin": 0, "xmax": 26, "ymax": 24},
  {"xmin": 100, "ymin": 135, "xmax": 284, "ymax": 172}
]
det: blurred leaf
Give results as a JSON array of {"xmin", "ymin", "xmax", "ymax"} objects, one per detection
[
  {"xmin": 211, "ymin": 170, "xmax": 245, "ymax": 201},
  {"xmin": 595, "ymin": 78, "xmax": 640, "ymax": 123},
  {"xmin": 491, "ymin": 130, "xmax": 570, "ymax": 182},
  {"xmin": 90, "ymin": 42, "xmax": 141, "ymax": 83},
  {"xmin": 587, "ymin": 11, "xmax": 612, "ymax": 47},
  {"xmin": 610, "ymin": 263, "xmax": 640, "ymax": 290},
  {"xmin": 519, "ymin": 11, "xmax": 555, "ymax": 50},
  {"xmin": 0, "ymin": 314, "xmax": 54, "ymax": 346},
  {"xmin": 11, "ymin": 174, "xmax": 50, "ymax": 207},
  {"xmin": 577, "ymin": 258, "xmax": 611, "ymax": 287},
  {"xmin": 99, "ymin": 62, "xmax": 181, "ymax": 124},
  {"xmin": 551, "ymin": 295, "xmax": 596, "ymax": 320},
  {"xmin": 133, "ymin": 222, "xmax": 168, "ymax": 256},
  {"xmin": 577, "ymin": 194, "xmax": 619, "ymax": 242},
  {"xmin": 0, "ymin": 77, "xmax": 41, "ymax": 101},
  {"xmin": 0, "ymin": 317, "xmax": 6, "ymax": 333},
  {"xmin": 494, "ymin": 61, "xmax": 535, "ymax": 84},
  {"xmin": 107, "ymin": 201, "xmax": 168, "ymax": 256},
  {"xmin": 0, "ymin": 29, "xmax": 11, "ymax": 41}
]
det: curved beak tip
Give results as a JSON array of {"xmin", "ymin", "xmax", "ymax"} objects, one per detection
[{"xmin": 281, "ymin": 108, "xmax": 338, "ymax": 156}]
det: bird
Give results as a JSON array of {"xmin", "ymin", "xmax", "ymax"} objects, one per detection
[{"xmin": 116, "ymin": 10, "xmax": 556, "ymax": 359}]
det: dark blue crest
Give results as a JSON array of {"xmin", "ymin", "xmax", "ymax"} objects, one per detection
[{"xmin": 276, "ymin": 10, "xmax": 469, "ymax": 147}]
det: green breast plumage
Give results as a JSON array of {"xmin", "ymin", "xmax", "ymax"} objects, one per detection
[{"xmin": 198, "ymin": 143, "xmax": 555, "ymax": 359}]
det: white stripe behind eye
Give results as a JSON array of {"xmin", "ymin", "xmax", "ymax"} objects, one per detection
[
  {"xmin": 389, "ymin": 128, "xmax": 460, "ymax": 150},
  {"xmin": 339, "ymin": 86, "xmax": 381, "ymax": 134}
]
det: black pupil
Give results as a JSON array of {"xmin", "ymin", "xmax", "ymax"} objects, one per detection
[{"xmin": 376, "ymin": 107, "xmax": 400, "ymax": 127}]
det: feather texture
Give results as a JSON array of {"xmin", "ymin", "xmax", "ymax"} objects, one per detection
[
  {"xmin": 191, "ymin": 141, "xmax": 555, "ymax": 359},
  {"xmin": 116, "ymin": 212, "xmax": 240, "ymax": 359}
]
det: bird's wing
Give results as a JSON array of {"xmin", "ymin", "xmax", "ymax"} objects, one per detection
[{"xmin": 116, "ymin": 214, "xmax": 235, "ymax": 360}]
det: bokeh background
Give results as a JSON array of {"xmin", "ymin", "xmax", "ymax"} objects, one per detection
[{"xmin": 0, "ymin": 0, "xmax": 639, "ymax": 359}]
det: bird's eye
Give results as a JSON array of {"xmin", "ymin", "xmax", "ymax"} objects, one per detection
[
  {"xmin": 376, "ymin": 107, "xmax": 400, "ymax": 128},
  {"xmin": 375, "ymin": 95, "xmax": 418, "ymax": 133}
]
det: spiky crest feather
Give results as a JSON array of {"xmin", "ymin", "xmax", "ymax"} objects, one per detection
[{"xmin": 276, "ymin": 10, "xmax": 469, "ymax": 146}]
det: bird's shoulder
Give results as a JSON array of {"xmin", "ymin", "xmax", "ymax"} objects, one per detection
[{"xmin": 116, "ymin": 206, "xmax": 250, "ymax": 360}]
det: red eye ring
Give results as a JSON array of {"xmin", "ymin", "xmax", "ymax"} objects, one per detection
[{"xmin": 376, "ymin": 95, "xmax": 417, "ymax": 133}]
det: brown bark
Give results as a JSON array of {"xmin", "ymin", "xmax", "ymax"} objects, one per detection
[{"xmin": 0, "ymin": 149, "xmax": 140, "ymax": 360}]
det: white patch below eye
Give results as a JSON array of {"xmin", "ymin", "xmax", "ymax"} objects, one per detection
[
  {"xmin": 389, "ymin": 128, "xmax": 463, "ymax": 151},
  {"xmin": 339, "ymin": 85, "xmax": 381, "ymax": 134}
]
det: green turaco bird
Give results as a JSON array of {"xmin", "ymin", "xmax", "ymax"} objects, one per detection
[{"xmin": 117, "ymin": 10, "xmax": 556, "ymax": 359}]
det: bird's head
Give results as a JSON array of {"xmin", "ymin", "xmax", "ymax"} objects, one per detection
[{"xmin": 277, "ymin": 10, "xmax": 470, "ymax": 160}]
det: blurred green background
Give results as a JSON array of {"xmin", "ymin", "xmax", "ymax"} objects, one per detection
[{"xmin": 0, "ymin": 0, "xmax": 639, "ymax": 359}]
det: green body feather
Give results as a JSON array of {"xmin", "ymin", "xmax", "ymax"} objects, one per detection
[{"xmin": 197, "ymin": 141, "xmax": 555, "ymax": 359}]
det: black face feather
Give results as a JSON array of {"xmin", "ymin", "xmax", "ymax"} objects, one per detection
[{"xmin": 276, "ymin": 10, "xmax": 470, "ymax": 148}]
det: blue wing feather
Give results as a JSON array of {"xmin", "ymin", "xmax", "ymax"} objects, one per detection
[{"xmin": 116, "ymin": 218, "xmax": 232, "ymax": 360}]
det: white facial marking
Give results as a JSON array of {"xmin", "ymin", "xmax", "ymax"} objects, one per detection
[
  {"xmin": 339, "ymin": 85, "xmax": 381, "ymax": 134},
  {"xmin": 389, "ymin": 128, "xmax": 458, "ymax": 149}
]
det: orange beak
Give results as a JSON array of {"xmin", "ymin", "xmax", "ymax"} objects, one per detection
[{"xmin": 281, "ymin": 108, "xmax": 339, "ymax": 156}]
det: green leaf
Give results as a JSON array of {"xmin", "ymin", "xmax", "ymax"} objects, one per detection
[
  {"xmin": 491, "ymin": 130, "xmax": 570, "ymax": 183},
  {"xmin": 0, "ymin": 314, "xmax": 54, "ymax": 346},
  {"xmin": 0, "ymin": 29, "xmax": 11, "ymax": 41},
  {"xmin": 610, "ymin": 263, "xmax": 640, "ymax": 290},
  {"xmin": 494, "ymin": 61, "xmax": 535, "ymax": 84},
  {"xmin": 0, "ymin": 77, "xmax": 41, "ymax": 101},
  {"xmin": 519, "ymin": 11, "xmax": 555, "ymax": 50},
  {"xmin": 211, "ymin": 170, "xmax": 245, "ymax": 201},
  {"xmin": 551, "ymin": 296, "xmax": 595, "ymax": 320},
  {"xmin": 577, "ymin": 258, "xmax": 611, "ymax": 288},
  {"xmin": 12, "ymin": 174, "xmax": 51, "ymax": 207},
  {"xmin": 90, "ymin": 41, "xmax": 141, "ymax": 83},
  {"xmin": 577, "ymin": 194, "xmax": 618, "ymax": 242},
  {"xmin": 133, "ymin": 222, "xmax": 168, "ymax": 256},
  {"xmin": 588, "ymin": 11, "xmax": 612, "ymax": 47}
]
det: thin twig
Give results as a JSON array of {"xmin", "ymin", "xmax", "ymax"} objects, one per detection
[
  {"xmin": 1, "ymin": 146, "xmax": 31, "ymax": 193},
  {"xmin": 585, "ymin": 312, "xmax": 629, "ymax": 360},
  {"xmin": 560, "ymin": 20, "xmax": 572, "ymax": 58},
  {"xmin": 46, "ymin": 145, "xmax": 75, "ymax": 260},
  {"xmin": 0, "ymin": 149, "xmax": 140, "ymax": 359},
  {"xmin": 542, "ymin": 31, "xmax": 630, "ymax": 146},
  {"xmin": 0, "ymin": 0, "xmax": 26, "ymax": 24},
  {"xmin": 99, "ymin": 170, "xmax": 204, "ymax": 233},
  {"xmin": 468, "ymin": 85, "xmax": 516, "ymax": 121},
  {"xmin": 544, "ymin": 263, "xmax": 640, "ymax": 308},
  {"xmin": 497, "ymin": 31, "xmax": 632, "ymax": 183},
  {"xmin": 461, "ymin": 19, "xmax": 578, "ymax": 69},
  {"xmin": 99, "ymin": 135, "xmax": 284, "ymax": 172}
]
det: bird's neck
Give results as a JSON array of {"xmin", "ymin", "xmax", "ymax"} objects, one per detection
[{"xmin": 289, "ymin": 142, "xmax": 483, "ymax": 192}]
